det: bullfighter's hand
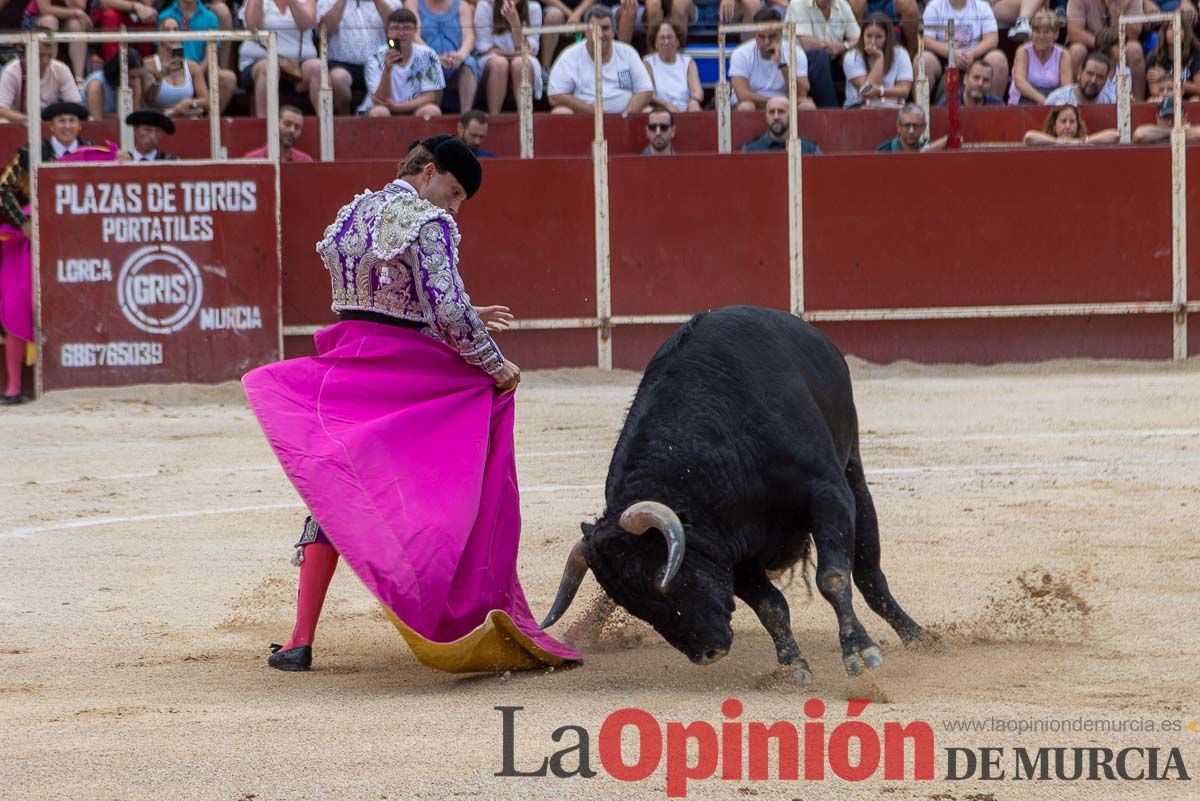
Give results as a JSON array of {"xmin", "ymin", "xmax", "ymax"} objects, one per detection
[
  {"xmin": 476, "ymin": 305, "xmax": 515, "ymax": 332},
  {"xmin": 493, "ymin": 360, "xmax": 521, "ymax": 393}
]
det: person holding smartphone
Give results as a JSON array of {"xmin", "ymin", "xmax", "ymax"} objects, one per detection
[
  {"xmin": 144, "ymin": 17, "xmax": 211, "ymax": 118},
  {"xmin": 360, "ymin": 8, "xmax": 445, "ymax": 116}
]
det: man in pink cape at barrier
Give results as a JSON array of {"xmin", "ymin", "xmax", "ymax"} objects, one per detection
[
  {"xmin": 0, "ymin": 100, "xmax": 123, "ymax": 404},
  {"xmin": 243, "ymin": 136, "xmax": 579, "ymax": 673}
]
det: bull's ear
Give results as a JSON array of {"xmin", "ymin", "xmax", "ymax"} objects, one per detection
[{"xmin": 580, "ymin": 521, "xmax": 596, "ymax": 538}]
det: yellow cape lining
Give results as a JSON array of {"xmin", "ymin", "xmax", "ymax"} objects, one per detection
[{"xmin": 384, "ymin": 604, "xmax": 572, "ymax": 674}]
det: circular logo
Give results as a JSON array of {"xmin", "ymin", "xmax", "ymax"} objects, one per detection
[{"xmin": 116, "ymin": 245, "xmax": 203, "ymax": 335}]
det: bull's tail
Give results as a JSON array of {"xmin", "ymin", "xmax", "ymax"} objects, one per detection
[{"xmin": 769, "ymin": 534, "xmax": 815, "ymax": 599}]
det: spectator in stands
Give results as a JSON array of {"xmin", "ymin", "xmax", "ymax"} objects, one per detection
[
  {"xmin": 786, "ymin": 0, "xmax": 858, "ymax": 108},
  {"xmin": 23, "ymin": 0, "xmax": 93, "ymax": 82},
  {"xmin": 408, "ymin": 0, "xmax": 477, "ymax": 112},
  {"xmin": 742, "ymin": 94, "xmax": 822, "ymax": 151},
  {"xmin": 547, "ymin": 5, "xmax": 654, "ymax": 114},
  {"xmin": 845, "ymin": 0, "xmax": 920, "ymax": 60},
  {"xmin": 239, "ymin": 0, "xmax": 322, "ymax": 118},
  {"xmin": 1145, "ymin": 19, "xmax": 1200, "ymax": 100},
  {"xmin": 0, "ymin": 37, "xmax": 82, "ymax": 125},
  {"xmin": 1045, "ymin": 51, "xmax": 1115, "ymax": 103},
  {"xmin": 244, "ymin": 104, "xmax": 314, "ymax": 160},
  {"xmin": 361, "ymin": 8, "xmax": 444, "ymax": 117},
  {"xmin": 126, "ymin": 109, "xmax": 181, "ymax": 161},
  {"xmin": 921, "ymin": 0, "xmax": 1008, "ymax": 106},
  {"xmin": 458, "ymin": 109, "xmax": 495, "ymax": 156},
  {"xmin": 159, "ymin": 0, "xmax": 237, "ymax": 113},
  {"xmin": 643, "ymin": 21, "xmax": 703, "ymax": 111},
  {"xmin": 1092, "ymin": 27, "xmax": 1129, "ymax": 101},
  {"xmin": 843, "ymin": 11, "xmax": 912, "ymax": 107},
  {"xmin": 1023, "ymin": 102, "xmax": 1121, "ymax": 144},
  {"xmin": 939, "ymin": 57, "xmax": 1004, "ymax": 105},
  {"xmin": 523, "ymin": 0, "xmax": 565, "ymax": 77},
  {"xmin": 635, "ymin": 0, "xmax": 698, "ymax": 53},
  {"xmin": 0, "ymin": 102, "xmax": 87, "ymax": 404},
  {"xmin": 731, "ymin": 8, "xmax": 814, "ymax": 111},
  {"xmin": 875, "ymin": 102, "xmax": 927, "ymax": 150},
  {"xmin": 715, "ymin": 0, "xmax": 775, "ymax": 43},
  {"xmin": 315, "ymin": 0, "xmax": 400, "ymax": 115},
  {"xmin": 1008, "ymin": 9, "xmax": 1071, "ymax": 104},
  {"xmin": 991, "ymin": 0, "xmax": 1050, "ymax": 44},
  {"xmin": 83, "ymin": 49, "xmax": 147, "ymax": 120},
  {"xmin": 143, "ymin": 18, "xmax": 212, "ymax": 118},
  {"xmin": 475, "ymin": 0, "xmax": 542, "ymax": 114},
  {"xmin": 93, "ymin": 0, "xmax": 157, "ymax": 60},
  {"xmin": 642, "ymin": 104, "xmax": 676, "ymax": 153},
  {"xmin": 1067, "ymin": 0, "xmax": 1144, "ymax": 100},
  {"xmin": 1133, "ymin": 95, "xmax": 1200, "ymax": 142},
  {"xmin": 590, "ymin": 0, "xmax": 697, "ymax": 51}
]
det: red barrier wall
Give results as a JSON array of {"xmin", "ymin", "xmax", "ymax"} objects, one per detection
[
  {"xmin": 279, "ymin": 158, "xmax": 598, "ymax": 367},
  {"xmin": 277, "ymin": 147, "xmax": 1192, "ymax": 370},
  {"xmin": 0, "ymin": 102, "xmax": 1166, "ymax": 162}
]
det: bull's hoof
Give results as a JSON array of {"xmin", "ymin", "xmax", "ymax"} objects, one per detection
[
  {"xmin": 843, "ymin": 645, "xmax": 883, "ymax": 676},
  {"xmin": 790, "ymin": 666, "xmax": 815, "ymax": 685},
  {"xmin": 904, "ymin": 627, "xmax": 945, "ymax": 652}
]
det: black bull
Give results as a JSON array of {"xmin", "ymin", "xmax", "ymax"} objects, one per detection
[{"xmin": 541, "ymin": 305, "xmax": 926, "ymax": 682}]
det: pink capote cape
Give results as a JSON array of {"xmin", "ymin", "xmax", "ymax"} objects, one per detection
[
  {"xmin": 242, "ymin": 320, "xmax": 580, "ymax": 673},
  {"xmin": 0, "ymin": 143, "xmax": 119, "ymax": 342},
  {"xmin": 0, "ymin": 212, "xmax": 31, "ymax": 342}
]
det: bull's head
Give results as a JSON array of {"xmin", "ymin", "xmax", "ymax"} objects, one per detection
[{"xmin": 541, "ymin": 501, "xmax": 735, "ymax": 664}]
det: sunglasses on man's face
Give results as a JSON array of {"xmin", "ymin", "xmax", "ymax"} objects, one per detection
[{"xmin": 647, "ymin": 122, "xmax": 671, "ymax": 132}]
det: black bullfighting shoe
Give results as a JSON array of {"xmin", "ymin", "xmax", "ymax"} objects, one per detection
[
  {"xmin": 1, "ymin": 394, "xmax": 24, "ymax": 405},
  {"xmin": 268, "ymin": 643, "xmax": 313, "ymax": 671}
]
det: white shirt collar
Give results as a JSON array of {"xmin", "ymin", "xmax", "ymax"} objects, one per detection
[
  {"xmin": 136, "ymin": 149, "xmax": 157, "ymax": 162},
  {"xmin": 50, "ymin": 137, "xmax": 78, "ymax": 158},
  {"xmin": 390, "ymin": 179, "xmax": 418, "ymax": 195}
]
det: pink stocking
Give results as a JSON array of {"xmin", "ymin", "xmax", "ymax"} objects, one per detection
[
  {"xmin": 4, "ymin": 333, "xmax": 24, "ymax": 397},
  {"xmin": 281, "ymin": 541, "xmax": 338, "ymax": 650}
]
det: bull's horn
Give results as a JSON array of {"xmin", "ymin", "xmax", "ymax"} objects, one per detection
[
  {"xmin": 540, "ymin": 539, "xmax": 589, "ymax": 629},
  {"xmin": 620, "ymin": 501, "xmax": 685, "ymax": 591}
]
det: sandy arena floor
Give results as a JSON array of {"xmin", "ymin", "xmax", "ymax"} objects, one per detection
[{"xmin": 2, "ymin": 358, "xmax": 1199, "ymax": 800}]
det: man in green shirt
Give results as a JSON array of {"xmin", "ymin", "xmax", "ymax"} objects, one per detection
[
  {"xmin": 876, "ymin": 103, "xmax": 929, "ymax": 152},
  {"xmin": 741, "ymin": 96, "xmax": 822, "ymax": 154}
]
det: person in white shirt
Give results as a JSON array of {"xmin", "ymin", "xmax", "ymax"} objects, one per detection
[
  {"xmin": 730, "ymin": 8, "xmax": 813, "ymax": 111},
  {"xmin": 643, "ymin": 21, "xmax": 702, "ymax": 111},
  {"xmin": 842, "ymin": 11, "xmax": 912, "ymax": 107},
  {"xmin": 317, "ymin": 0, "xmax": 402, "ymax": 114},
  {"xmin": 361, "ymin": 8, "xmax": 445, "ymax": 116},
  {"xmin": 475, "ymin": 0, "xmax": 542, "ymax": 114},
  {"xmin": 239, "ymin": 0, "xmax": 322, "ymax": 118},
  {"xmin": 785, "ymin": 0, "xmax": 859, "ymax": 107},
  {"xmin": 547, "ymin": 5, "xmax": 654, "ymax": 114},
  {"xmin": 921, "ymin": 0, "xmax": 1009, "ymax": 107}
]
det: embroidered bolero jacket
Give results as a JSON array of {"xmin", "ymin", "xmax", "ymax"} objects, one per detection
[{"xmin": 317, "ymin": 180, "xmax": 505, "ymax": 375}]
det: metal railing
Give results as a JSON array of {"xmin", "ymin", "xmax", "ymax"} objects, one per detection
[
  {"xmin": 713, "ymin": 22, "xmax": 805, "ymax": 315},
  {"xmin": 16, "ymin": 29, "xmax": 279, "ymax": 161},
  {"xmin": 714, "ymin": 21, "xmax": 806, "ymax": 155},
  {"xmin": 1115, "ymin": 11, "xmax": 1188, "ymax": 358},
  {"xmin": 517, "ymin": 22, "xmax": 601, "ymax": 159},
  {"xmin": 915, "ymin": 20, "xmax": 957, "ymax": 145}
]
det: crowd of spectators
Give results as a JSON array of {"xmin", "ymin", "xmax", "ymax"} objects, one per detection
[{"xmin": 2, "ymin": 0, "xmax": 1200, "ymax": 156}]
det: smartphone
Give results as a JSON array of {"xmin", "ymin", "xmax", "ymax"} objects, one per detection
[
  {"xmin": 388, "ymin": 38, "xmax": 402, "ymax": 51},
  {"xmin": 171, "ymin": 45, "xmax": 185, "ymax": 59}
]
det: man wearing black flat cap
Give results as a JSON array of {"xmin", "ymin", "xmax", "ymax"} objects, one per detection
[
  {"xmin": 0, "ymin": 100, "xmax": 91, "ymax": 404},
  {"xmin": 126, "ymin": 109, "xmax": 180, "ymax": 163},
  {"xmin": 0, "ymin": 101, "xmax": 92, "ymax": 240}
]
